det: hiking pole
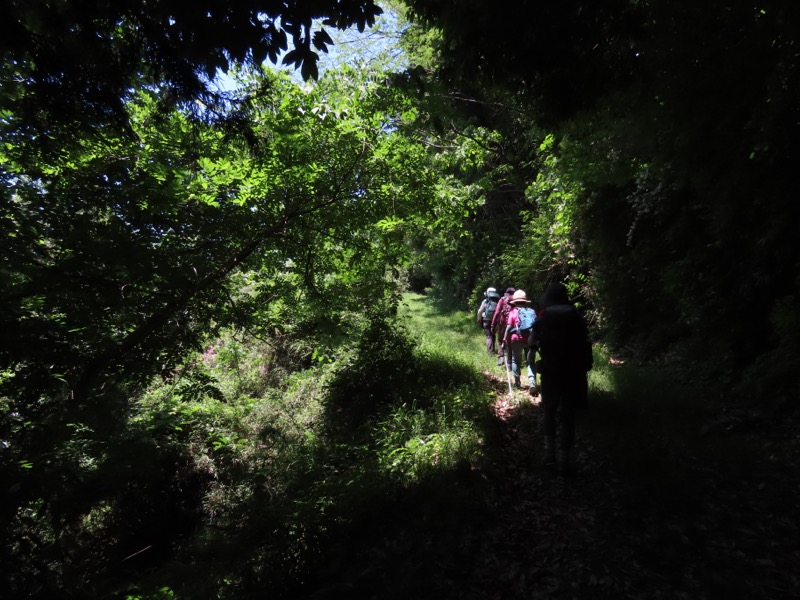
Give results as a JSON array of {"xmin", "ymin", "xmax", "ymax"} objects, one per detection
[{"xmin": 504, "ymin": 344, "xmax": 514, "ymax": 395}]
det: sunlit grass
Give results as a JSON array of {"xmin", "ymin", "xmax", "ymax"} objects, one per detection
[
  {"xmin": 355, "ymin": 293, "xmax": 498, "ymax": 483},
  {"xmin": 130, "ymin": 290, "xmax": 782, "ymax": 599},
  {"xmin": 399, "ymin": 292, "xmax": 499, "ymax": 373}
]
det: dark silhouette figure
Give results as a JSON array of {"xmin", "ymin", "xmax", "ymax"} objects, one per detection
[{"xmin": 532, "ymin": 282, "xmax": 593, "ymax": 474}]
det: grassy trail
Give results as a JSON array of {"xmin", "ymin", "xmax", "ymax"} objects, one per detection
[
  {"xmin": 340, "ymin": 292, "xmax": 800, "ymax": 600},
  {"xmin": 397, "ymin": 293, "xmax": 631, "ymax": 598}
]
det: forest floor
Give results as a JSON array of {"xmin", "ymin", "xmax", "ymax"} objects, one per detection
[
  {"xmin": 301, "ymin": 297, "xmax": 800, "ymax": 600},
  {"xmin": 305, "ymin": 299, "xmax": 800, "ymax": 600},
  {"xmin": 457, "ymin": 367, "xmax": 800, "ymax": 600},
  {"xmin": 309, "ymin": 362, "xmax": 800, "ymax": 600}
]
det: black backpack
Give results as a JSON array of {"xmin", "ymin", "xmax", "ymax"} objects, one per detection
[{"xmin": 535, "ymin": 304, "xmax": 593, "ymax": 374}]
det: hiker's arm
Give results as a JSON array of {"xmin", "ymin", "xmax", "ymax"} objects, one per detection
[{"xmin": 476, "ymin": 301, "xmax": 485, "ymax": 326}]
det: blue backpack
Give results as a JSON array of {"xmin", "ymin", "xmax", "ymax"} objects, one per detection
[{"xmin": 514, "ymin": 307, "xmax": 536, "ymax": 336}]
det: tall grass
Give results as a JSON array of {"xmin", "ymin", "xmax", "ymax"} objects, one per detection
[
  {"xmin": 15, "ymin": 287, "xmax": 778, "ymax": 600},
  {"xmin": 131, "ymin": 293, "xmax": 726, "ymax": 598},
  {"xmin": 400, "ymin": 292, "xmax": 498, "ymax": 373}
]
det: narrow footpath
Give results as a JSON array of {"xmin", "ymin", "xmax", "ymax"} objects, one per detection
[
  {"xmin": 315, "ymin": 295, "xmax": 800, "ymax": 600},
  {"xmin": 457, "ymin": 362, "xmax": 800, "ymax": 600}
]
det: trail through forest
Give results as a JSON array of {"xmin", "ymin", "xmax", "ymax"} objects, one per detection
[
  {"xmin": 5, "ymin": 4, "xmax": 800, "ymax": 598},
  {"xmin": 318, "ymin": 297, "xmax": 800, "ymax": 600},
  {"xmin": 468, "ymin": 372, "xmax": 799, "ymax": 600}
]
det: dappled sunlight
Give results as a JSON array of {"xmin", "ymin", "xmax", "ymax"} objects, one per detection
[{"xmin": 3, "ymin": 0, "xmax": 799, "ymax": 596}]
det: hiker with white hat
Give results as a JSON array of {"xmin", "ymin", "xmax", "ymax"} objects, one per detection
[
  {"xmin": 503, "ymin": 289, "xmax": 537, "ymax": 389},
  {"xmin": 476, "ymin": 287, "xmax": 501, "ymax": 354}
]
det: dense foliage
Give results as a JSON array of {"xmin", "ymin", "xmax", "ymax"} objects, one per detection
[
  {"xmin": 2, "ymin": 0, "xmax": 799, "ymax": 597},
  {"xmin": 2, "ymin": 0, "xmax": 382, "ymax": 130},
  {"xmin": 0, "ymin": 52, "xmax": 436, "ymax": 597},
  {"xmin": 402, "ymin": 0, "xmax": 800, "ymax": 405}
]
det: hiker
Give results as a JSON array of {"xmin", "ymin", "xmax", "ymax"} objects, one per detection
[
  {"xmin": 532, "ymin": 282, "xmax": 593, "ymax": 475},
  {"xmin": 476, "ymin": 287, "xmax": 501, "ymax": 354},
  {"xmin": 503, "ymin": 289, "xmax": 537, "ymax": 389},
  {"xmin": 491, "ymin": 287, "xmax": 516, "ymax": 367}
]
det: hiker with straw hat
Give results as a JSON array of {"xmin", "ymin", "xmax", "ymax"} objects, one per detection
[{"xmin": 503, "ymin": 289, "xmax": 537, "ymax": 389}]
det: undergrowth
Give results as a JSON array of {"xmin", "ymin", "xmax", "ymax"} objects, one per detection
[
  {"xmin": 14, "ymin": 291, "xmax": 791, "ymax": 600},
  {"xmin": 121, "ymin": 293, "xmax": 496, "ymax": 599}
]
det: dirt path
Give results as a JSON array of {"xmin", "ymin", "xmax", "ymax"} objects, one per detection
[{"xmin": 457, "ymin": 370, "xmax": 800, "ymax": 600}]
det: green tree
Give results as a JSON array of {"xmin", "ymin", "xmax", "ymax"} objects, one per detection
[
  {"xmin": 0, "ymin": 62, "xmax": 437, "ymax": 595},
  {"xmin": 1, "ymin": 0, "xmax": 383, "ymax": 132},
  {"xmin": 401, "ymin": 0, "xmax": 800, "ymax": 403}
]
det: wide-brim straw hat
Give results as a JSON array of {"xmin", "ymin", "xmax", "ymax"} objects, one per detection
[{"xmin": 510, "ymin": 289, "xmax": 530, "ymax": 305}]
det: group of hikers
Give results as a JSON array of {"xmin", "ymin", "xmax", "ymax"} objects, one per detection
[{"xmin": 476, "ymin": 282, "xmax": 593, "ymax": 474}]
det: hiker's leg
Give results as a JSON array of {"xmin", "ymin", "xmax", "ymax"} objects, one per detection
[
  {"xmin": 560, "ymin": 399, "xmax": 576, "ymax": 454},
  {"xmin": 540, "ymin": 375, "xmax": 558, "ymax": 467},
  {"xmin": 543, "ymin": 433, "xmax": 556, "ymax": 468},
  {"xmin": 484, "ymin": 321, "xmax": 495, "ymax": 353},
  {"xmin": 525, "ymin": 347, "xmax": 537, "ymax": 388},
  {"xmin": 510, "ymin": 339, "xmax": 524, "ymax": 386},
  {"xmin": 540, "ymin": 376, "xmax": 558, "ymax": 439},
  {"xmin": 558, "ymin": 378, "xmax": 580, "ymax": 474}
]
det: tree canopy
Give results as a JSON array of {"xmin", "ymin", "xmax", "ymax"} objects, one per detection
[
  {"xmin": 1, "ymin": 0, "xmax": 382, "ymax": 132},
  {"xmin": 401, "ymin": 0, "xmax": 800, "ymax": 390},
  {"xmin": 1, "ymin": 7, "xmax": 435, "ymax": 588}
]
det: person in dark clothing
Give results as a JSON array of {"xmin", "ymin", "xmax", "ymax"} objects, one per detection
[{"xmin": 532, "ymin": 282, "xmax": 593, "ymax": 474}]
